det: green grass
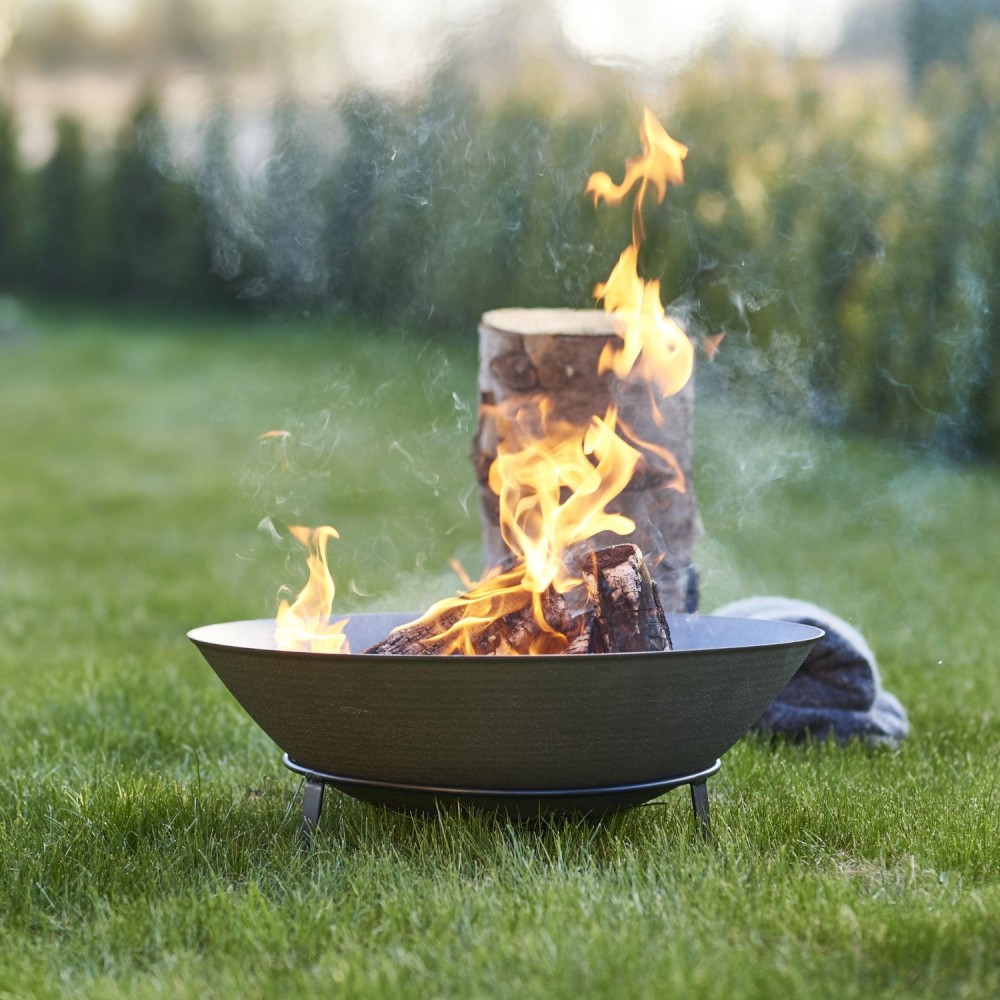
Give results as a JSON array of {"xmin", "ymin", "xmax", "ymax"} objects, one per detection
[{"xmin": 1, "ymin": 308, "xmax": 998, "ymax": 998}]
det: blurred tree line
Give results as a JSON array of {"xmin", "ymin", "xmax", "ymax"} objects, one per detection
[
  {"xmin": 2, "ymin": 0, "xmax": 1000, "ymax": 460},
  {"xmin": 0, "ymin": 95, "xmax": 223, "ymax": 306}
]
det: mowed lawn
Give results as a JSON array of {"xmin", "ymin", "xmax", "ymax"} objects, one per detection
[{"xmin": 1, "ymin": 309, "xmax": 998, "ymax": 998}]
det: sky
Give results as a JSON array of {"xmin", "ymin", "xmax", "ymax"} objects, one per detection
[
  {"xmin": 5, "ymin": 0, "xmax": 869, "ymax": 163},
  {"xmin": 556, "ymin": 0, "xmax": 855, "ymax": 66},
  {"xmin": 31, "ymin": 0, "xmax": 861, "ymax": 86},
  {"xmin": 293, "ymin": 0, "xmax": 861, "ymax": 93}
]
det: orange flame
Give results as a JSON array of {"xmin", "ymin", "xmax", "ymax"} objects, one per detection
[
  {"xmin": 586, "ymin": 108, "xmax": 694, "ymax": 397},
  {"xmin": 275, "ymin": 524, "xmax": 350, "ymax": 653},
  {"xmin": 404, "ymin": 563, "xmax": 574, "ymax": 657},
  {"xmin": 703, "ymin": 332, "xmax": 725, "ymax": 360},
  {"xmin": 489, "ymin": 398, "xmax": 639, "ymax": 597},
  {"xmin": 281, "ymin": 109, "xmax": 698, "ymax": 658},
  {"xmin": 386, "ymin": 108, "xmax": 697, "ymax": 657},
  {"xmin": 393, "ymin": 398, "xmax": 674, "ymax": 655},
  {"xmin": 586, "ymin": 107, "xmax": 687, "ymax": 220}
]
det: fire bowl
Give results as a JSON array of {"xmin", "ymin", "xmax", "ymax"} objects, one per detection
[{"xmin": 188, "ymin": 613, "xmax": 822, "ymax": 826}]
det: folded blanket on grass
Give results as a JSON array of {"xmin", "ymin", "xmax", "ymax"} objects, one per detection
[{"xmin": 711, "ymin": 596, "xmax": 909, "ymax": 748}]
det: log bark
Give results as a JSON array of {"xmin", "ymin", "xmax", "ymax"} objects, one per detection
[
  {"xmin": 582, "ymin": 543, "xmax": 672, "ymax": 654},
  {"xmin": 471, "ymin": 308, "xmax": 701, "ymax": 613},
  {"xmin": 364, "ymin": 587, "xmax": 574, "ymax": 656}
]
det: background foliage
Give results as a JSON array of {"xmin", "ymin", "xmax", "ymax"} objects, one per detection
[{"xmin": 3, "ymin": 1, "xmax": 1000, "ymax": 460}]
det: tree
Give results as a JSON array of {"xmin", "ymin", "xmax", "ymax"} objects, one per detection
[
  {"xmin": 33, "ymin": 115, "xmax": 88, "ymax": 299},
  {"xmin": 259, "ymin": 96, "xmax": 329, "ymax": 309},
  {"xmin": 196, "ymin": 99, "xmax": 245, "ymax": 285},
  {"xmin": 101, "ymin": 90, "xmax": 219, "ymax": 305},
  {"xmin": 324, "ymin": 89, "xmax": 397, "ymax": 316},
  {"xmin": 0, "ymin": 104, "xmax": 22, "ymax": 292},
  {"xmin": 102, "ymin": 92, "xmax": 171, "ymax": 301}
]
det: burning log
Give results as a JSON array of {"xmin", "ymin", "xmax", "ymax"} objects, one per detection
[
  {"xmin": 363, "ymin": 544, "xmax": 668, "ymax": 658},
  {"xmin": 472, "ymin": 308, "xmax": 702, "ymax": 614},
  {"xmin": 363, "ymin": 586, "xmax": 575, "ymax": 656},
  {"xmin": 582, "ymin": 543, "xmax": 672, "ymax": 654}
]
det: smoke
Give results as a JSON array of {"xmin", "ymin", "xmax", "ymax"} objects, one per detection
[
  {"xmin": 147, "ymin": 0, "xmax": 999, "ymax": 617},
  {"xmin": 235, "ymin": 335, "xmax": 483, "ymax": 613},
  {"xmin": 180, "ymin": 2, "xmax": 653, "ymax": 328}
]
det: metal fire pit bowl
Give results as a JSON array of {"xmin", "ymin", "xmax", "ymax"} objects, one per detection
[{"xmin": 188, "ymin": 612, "xmax": 822, "ymax": 844}]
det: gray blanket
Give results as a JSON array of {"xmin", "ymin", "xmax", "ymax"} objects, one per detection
[{"xmin": 711, "ymin": 597, "xmax": 909, "ymax": 747}]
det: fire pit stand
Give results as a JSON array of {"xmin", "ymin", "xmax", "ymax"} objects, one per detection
[{"xmin": 283, "ymin": 754, "xmax": 721, "ymax": 848}]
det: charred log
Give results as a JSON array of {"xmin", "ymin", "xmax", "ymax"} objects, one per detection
[
  {"xmin": 562, "ymin": 609, "xmax": 596, "ymax": 655},
  {"xmin": 364, "ymin": 587, "xmax": 574, "ymax": 656},
  {"xmin": 582, "ymin": 543, "xmax": 671, "ymax": 654}
]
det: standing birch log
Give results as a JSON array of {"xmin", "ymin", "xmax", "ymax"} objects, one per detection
[{"xmin": 471, "ymin": 308, "xmax": 702, "ymax": 613}]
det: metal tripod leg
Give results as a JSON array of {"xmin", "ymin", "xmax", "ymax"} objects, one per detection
[
  {"xmin": 690, "ymin": 778, "xmax": 712, "ymax": 844},
  {"xmin": 300, "ymin": 778, "xmax": 325, "ymax": 849}
]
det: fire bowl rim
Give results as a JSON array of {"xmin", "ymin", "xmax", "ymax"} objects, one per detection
[{"xmin": 186, "ymin": 612, "xmax": 825, "ymax": 661}]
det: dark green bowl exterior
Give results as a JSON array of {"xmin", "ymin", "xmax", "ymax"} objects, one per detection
[{"xmin": 188, "ymin": 613, "xmax": 822, "ymax": 790}]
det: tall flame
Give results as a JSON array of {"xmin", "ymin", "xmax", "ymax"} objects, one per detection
[
  {"xmin": 275, "ymin": 524, "xmax": 350, "ymax": 653},
  {"xmin": 489, "ymin": 398, "xmax": 639, "ymax": 597},
  {"xmin": 273, "ymin": 109, "xmax": 696, "ymax": 658},
  {"xmin": 388, "ymin": 107, "xmax": 695, "ymax": 657},
  {"xmin": 586, "ymin": 108, "xmax": 694, "ymax": 399},
  {"xmin": 399, "ymin": 398, "xmax": 648, "ymax": 655}
]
